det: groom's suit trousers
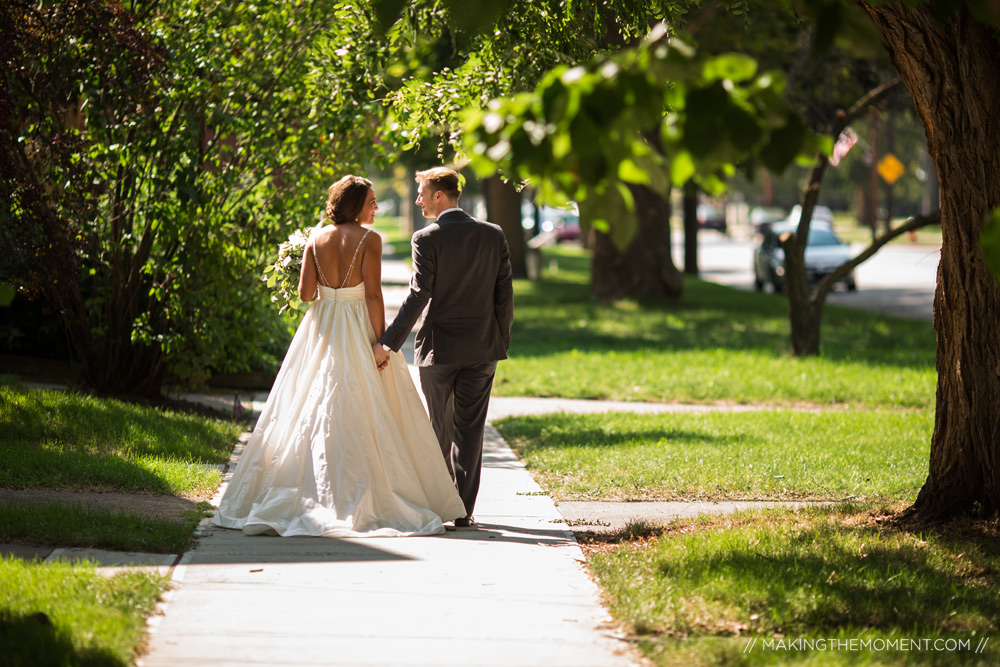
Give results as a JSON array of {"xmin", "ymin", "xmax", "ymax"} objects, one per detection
[{"xmin": 420, "ymin": 361, "xmax": 497, "ymax": 517}]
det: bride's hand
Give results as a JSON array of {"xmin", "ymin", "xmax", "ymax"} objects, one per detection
[{"xmin": 373, "ymin": 343, "xmax": 390, "ymax": 371}]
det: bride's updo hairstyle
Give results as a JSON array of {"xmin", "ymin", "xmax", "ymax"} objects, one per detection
[{"xmin": 326, "ymin": 175, "xmax": 374, "ymax": 224}]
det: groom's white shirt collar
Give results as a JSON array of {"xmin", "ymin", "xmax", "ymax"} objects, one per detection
[{"xmin": 436, "ymin": 207, "xmax": 463, "ymax": 220}]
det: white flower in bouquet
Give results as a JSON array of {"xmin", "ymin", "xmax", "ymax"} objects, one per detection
[{"xmin": 263, "ymin": 227, "xmax": 314, "ymax": 315}]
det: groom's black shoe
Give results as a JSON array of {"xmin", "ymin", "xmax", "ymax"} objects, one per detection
[{"xmin": 453, "ymin": 516, "xmax": 476, "ymax": 530}]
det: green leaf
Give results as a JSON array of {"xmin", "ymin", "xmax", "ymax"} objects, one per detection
[
  {"xmin": 670, "ymin": 150, "xmax": 696, "ymax": 186},
  {"xmin": 579, "ymin": 185, "xmax": 636, "ymax": 252},
  {"xmin": 683, "ymin": 84, "xmax": 728, "ymax": 157},
  {"xmin": 370, "ymin": 0, "xmax": 407, "ymax": 34},
  {"xmin": 577, "ymin": 153, "xmax": 609, "ymax": 186},
  {"xmin": 630, "ymin": 152, "xmax": 670, "ymax": 195},
  {"xmin": 441, "ymin": 0, "xmax": 510, "ymax": 36},
  {"xmin": 724, "ymin": 103, "xmax": 763, "ymax": 153},
  {"xmin": 980, "ymin": 208, "xmax": 1000, "ymax": 285},
  {"xmin": 698, "ymin": 173, "xmax": 728, "ymax": 197},
  {"xmin": 703, "ymin": 53, "xmax": 757, "ymax": 83},
  {"xmin": 552, "ymin": 133, "xmax": 572, "ymax": 159},
  {"xmin": 753, "ymin": 87, "xmax": 792, "ymax": 128},
  {"xmin": 759, "ymin": 114, "xmax": 808, "ymax": 173},
  {"xmin": 817, "ymin": 134, "xmax": 835, "ymax": 157},
  {"xmin": 540, "ymin": 76, "xmax": 569, "ymax": 121},
  {"xmin": 618, "ymin": 158, "xmax": 651, "ymax": 185}
]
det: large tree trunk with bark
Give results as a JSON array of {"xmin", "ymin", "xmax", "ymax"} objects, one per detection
[
  {"xmin": 861, "ymin": 2, "xmax": 1000, "ymax": 521},
  {"xmin": 484, "ymin": 175, "xmax": 527, "ymax": 279},
  {"xmin": 591, "ymin": 184, "xmax": 682, "ymax": 300}
]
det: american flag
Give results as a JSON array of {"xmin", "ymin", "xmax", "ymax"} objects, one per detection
[{"xmin": 829, "ymin": 127, "xmax": 859, "ymax": 167}]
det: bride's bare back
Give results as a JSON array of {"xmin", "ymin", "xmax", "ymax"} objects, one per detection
[
  {"xmin": 298, "ymin": 223, "xmax": 385, "ymax": 339},
  {"xmin": 312, "ymin": 225, "xmax": 371, "ymax": 288}
]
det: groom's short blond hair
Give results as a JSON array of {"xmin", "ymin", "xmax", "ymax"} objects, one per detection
[{"xmin": 416, "ymin": 167, "xmax": 461, "ymax": 201}]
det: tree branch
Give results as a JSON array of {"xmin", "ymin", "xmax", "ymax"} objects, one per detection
[
  {"xmin": 812, "ymin": 210, "xmax": 941, "ymax": 302},
  {"xmin": 788, "ymin": 77, "xmax": 904, "ymax": 257},
  {"xmin": 833, "ymin": 77, "xmax": 902, "ymax": 137}
]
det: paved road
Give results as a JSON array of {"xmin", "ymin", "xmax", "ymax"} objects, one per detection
[{"xmin": 691, "ymin": 231, "xmax": 940, "ymax": 321}]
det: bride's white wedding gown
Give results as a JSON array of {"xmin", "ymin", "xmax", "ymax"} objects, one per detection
[{"xmin": 212, "ymin": 240, "xmax": 466, "ymax": 537}]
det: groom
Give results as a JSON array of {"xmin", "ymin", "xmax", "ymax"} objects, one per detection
[{"xmin": 376, "ymin": 167, "xmax": 514, "ymax": 529}]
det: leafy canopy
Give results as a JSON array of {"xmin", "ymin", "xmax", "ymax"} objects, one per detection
[{"xmin": 462, "ymin": 23, "xmax": 823, "ymax": 248}]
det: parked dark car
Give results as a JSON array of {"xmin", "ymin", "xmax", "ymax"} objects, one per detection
[
  {"xmin": 696, "ymin": 204, "xmax": 727, "ymax": 234},
  {"xmin": 753, "ymin": 222, "xmax": 857, "ymax": 292}
]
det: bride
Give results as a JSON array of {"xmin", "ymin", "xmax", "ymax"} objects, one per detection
[{"xmin": 212, "ymin": 175, "xmax": 467, "ymax": 537}]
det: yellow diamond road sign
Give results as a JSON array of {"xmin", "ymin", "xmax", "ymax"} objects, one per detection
[{"xmin": 877, "ymin": 153, "xmax": 905, "ymax": 185}]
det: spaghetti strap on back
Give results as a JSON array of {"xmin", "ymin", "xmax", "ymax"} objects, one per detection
[
  {"xmin": 313, "ymin": 228, "xmax": 372, "ymax": 288},
  {"xmin": 340, "ymin": 228, "xmax": 372, "ymax": 288}
]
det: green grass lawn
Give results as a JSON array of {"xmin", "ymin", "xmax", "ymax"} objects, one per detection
[
  {"xmin": 588, "ymin": 504, "xmax": 999, "ymax": 666},
  {"xmin": 496, "ymin": 246, "xmax": 936, "ymax": 409},
  {"xmin": 490, "ymin": 247, "xmax": 980, "ymax": 665},
  {"xmin": 0, "ymin": 384, "xmax": 240, "ymax": 494},
  {"xmin": 0, "ymin": 556, "xmax": 168, "ymax": 667},
  {"xmin": 0, "ymin": 501, "xmax": 213, "ymax": 554},
  {"xmin": 0, "ymin": 384, "xmax": 240, "ymax": 552},
  {"xmin": 372, "ymin": 214, "xmax": 414, "ymax": 257},
  {"xmin": 833, "ymin": 218, "xmax": 943, "ymax": 246},
  {"xmin": 495, "ymin": 410, "xmax": 931, "ymax": 502},
  {"xmin": 0, "ymin": 385, "xmax": 239, "ymax": 664}
]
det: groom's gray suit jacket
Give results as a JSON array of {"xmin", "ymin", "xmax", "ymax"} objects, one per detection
[{"xmin": 381, "ymin": 209, "xmax": 514, "ymax": 365}]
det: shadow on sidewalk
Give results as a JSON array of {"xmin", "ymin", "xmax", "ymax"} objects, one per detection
[{"xmin": 196, "ymin": 518, "xmax": 576, "ymax": 565}]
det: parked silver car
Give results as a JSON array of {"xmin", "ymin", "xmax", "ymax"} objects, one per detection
[
  {"xmin": 783, "ymin": 204, "xmax": 834, "ymax": 226},
  {"xmin": 696, "ymin": 203, "xmax": 727, "ymax": 234},
  {"xmin": 749, "ymin": 206, "xmax": 787, "ymax": 233},
  {"xmin": 753, "ymin": 222, "xmax": 857, "ymax": 292}
]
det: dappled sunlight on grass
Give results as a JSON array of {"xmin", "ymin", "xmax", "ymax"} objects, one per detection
[
  {"xmin": 495, "ymin": 410, "xmax": 930, "ymax": 501},
  {"xmin": 587, "ymin": 505, "xmax": 1000, "ymax": 665},
  {"xmin": 0, "ymin": 386, "xmax": 240, "ymax": 494},
  {"xmin": 0, "ymin": 501, "xmax": 209, "ymax": 553},
  {"xmin": 1, "ymin": 386, "xmax": 237, "ymax": 462},
  {"xmin": 0, "ymin": 557, "xmax": 167, "ymax": 666},
  {"xmin": 500, "ymin": 247, "xmax": 935, "ymax": 407}
]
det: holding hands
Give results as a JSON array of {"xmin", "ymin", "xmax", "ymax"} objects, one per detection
[{"xmin": 373, "ymin": 343, "xmax": 390, "ymax": 371}]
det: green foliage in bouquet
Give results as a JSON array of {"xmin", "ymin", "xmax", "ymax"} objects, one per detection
[{"xmin": 263, "ymin": 229, "xmax": 314, "ymax": 316}]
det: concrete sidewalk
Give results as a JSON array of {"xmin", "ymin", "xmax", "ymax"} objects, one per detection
[{"xmin": 140, "ymin": 425, "xmax": 637, "ymax": 666}]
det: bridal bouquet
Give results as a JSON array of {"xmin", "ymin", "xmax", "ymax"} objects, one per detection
[{"xmin": 263, "ymin": 227, "xmax": 312, "ymax": 315}]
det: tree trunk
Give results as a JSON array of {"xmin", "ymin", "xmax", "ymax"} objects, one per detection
[
  {"xmin": 591, "ymin": 184, "xmax": 682, "ymax": 300},
  {"xmin": 484, "ymin": 175, "xmax": 526, "ymax": 279},
  {"xmin": 682, "ymin": 182, "xmax": 698, "ymax": 276},
  {"xmin": 861, "ymin": 2, "xmax": 1000, "ymax": 521},
  {"xmin": 762, "ymin": 168, "xmax": 774, "ymax": 206},
  {"xmin": 782, "ymin": 217, "xmax": 822, "ymax": 356},
  {"xmin": 784, "ymin": 77, "xmax": 901, "ymax": 357},
  {"xmin": 783, "ymin": 153, "xmax": 828, "ymax": 356}
]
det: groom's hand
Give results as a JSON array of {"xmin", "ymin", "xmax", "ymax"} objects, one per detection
[{"xmin": 373, "ymin": 343, "xmax": 390, "ymax": 371}]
